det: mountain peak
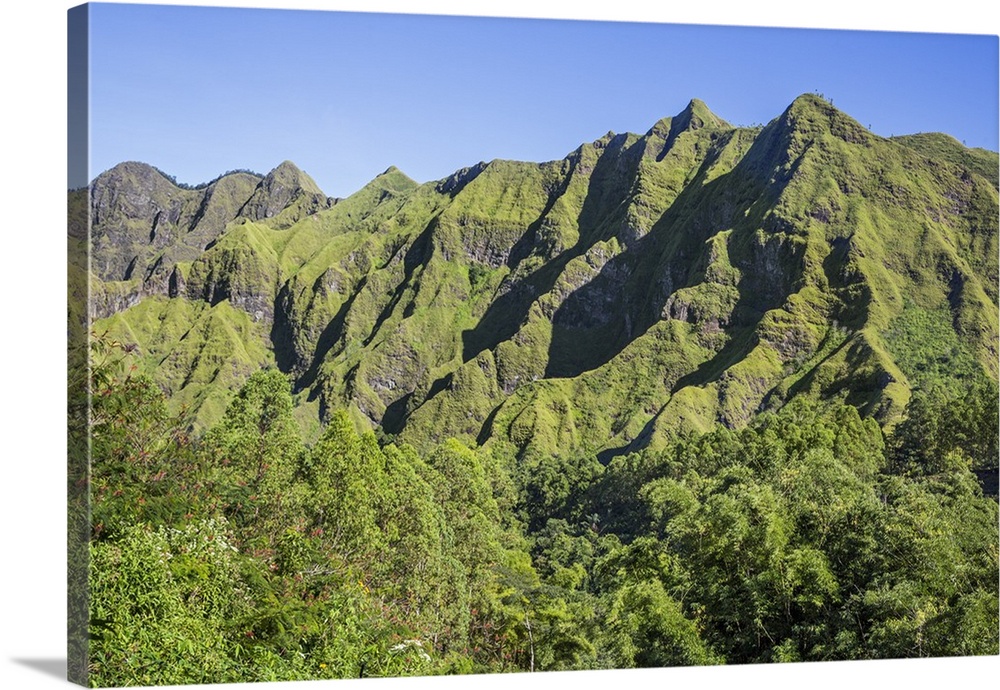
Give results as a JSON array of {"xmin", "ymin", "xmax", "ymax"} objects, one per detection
[
  {"xmin": 105, "ymin": 160, "xmax": 158, "ymax": 176},
  {"xmin": 782, "ymin": 92, "xmax": 840, "ymax": 122},
  {"xmin": 373, "ymin": 165, "xmax": 419, "ymax": 193},
  {"xmin": 239, "ymin": 161, "xmax": 330, "ymax": 222},
  {"xmin": 263, "ymin": 160, "xmax": 323, "ymax": 196},
  {"xmin": 675, "ymin": 98, "xmax": 728, "ymax": 131},
  {"xmin": 775, "ymin": 92, "xmax": 872, "ymax": 146},
  {"xmin": 94, "ymin": 161, "xmax": 183, "ymax": 190},
  {"xmin": 646, "ymin": 98, "xmax": 729, "ymax": 141}
]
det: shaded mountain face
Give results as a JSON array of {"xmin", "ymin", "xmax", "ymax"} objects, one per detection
[{"xmin": 88, "ymin": 94, "xmax": 999, "ymax": 459}]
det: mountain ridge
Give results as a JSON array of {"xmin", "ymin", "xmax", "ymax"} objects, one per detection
[{"xmin": 84, "ymin": 94, "xmax": 999, "ymax": 459}]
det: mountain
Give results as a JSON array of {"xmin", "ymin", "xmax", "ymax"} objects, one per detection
[{"xmin": 85, "ymin": 94, "xmax": 999, "ymax": 460}]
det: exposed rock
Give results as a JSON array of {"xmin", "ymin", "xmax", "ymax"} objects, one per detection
[
  {"xmin": 239, "ymin": 161, "xmax": 331, "ymax": 225},
  {"xmin": 437, "ymin": 161, "xmax": 488, "ymax": 195}
]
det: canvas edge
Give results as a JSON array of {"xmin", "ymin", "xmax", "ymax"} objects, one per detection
[{"xmin": 67, "ymin": 3, "xmax": 91, "ymax": 686}]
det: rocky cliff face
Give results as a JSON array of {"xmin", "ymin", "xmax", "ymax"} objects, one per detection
[
  {"xmin": 87, "ymin": 161, "xmax": 330, "ymax": 319},
  {"xmin": 240, "ymin": 160, "xmax": 333, "ymax": 225},
  {"xmin": 89, "ymin": 95, "xmax": 999, "ymax": 457}
]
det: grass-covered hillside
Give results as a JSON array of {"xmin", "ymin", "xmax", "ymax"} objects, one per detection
[{"xmin": 90, "ymin": 94, "xmax": 998, "ymax": 461}]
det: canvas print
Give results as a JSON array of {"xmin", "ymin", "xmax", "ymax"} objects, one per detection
[{"xmin": 67, "ymin": 2, "xmax": 1000, "ymax": 687}]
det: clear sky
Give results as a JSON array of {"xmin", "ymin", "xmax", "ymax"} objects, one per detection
[{"xmin": 85, "ymin": 2, "xmax": 999, "ymax": 198}]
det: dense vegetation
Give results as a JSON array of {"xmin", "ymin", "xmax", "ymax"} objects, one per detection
[
  {"xmin": 80, "ymin": 94, "xmax": 999, "ymax": 685},
  {"xmin": 86, "ymin": 335, "xmax": 998, "ymax": 685}
]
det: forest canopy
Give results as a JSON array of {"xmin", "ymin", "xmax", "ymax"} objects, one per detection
[{"xmin": 84, "ymin": 336, "xmax": 999, "ymax": 686}]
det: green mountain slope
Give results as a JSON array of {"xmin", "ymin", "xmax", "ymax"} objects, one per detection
[{"xmin": 89, "ymin": 94, "xmax": 999, "ymax": 459}]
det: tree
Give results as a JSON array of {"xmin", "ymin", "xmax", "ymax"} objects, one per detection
[
  {"xmin": 604, "ymin": 579, "xmax": 720, "ymax": 668},
  {"xmin": 202, "ymin": 370, "xmax": 305, "ymax": 553},
  {"xmin": 304, "ymin": 409, "xmax": 385, "ymax": 563}
]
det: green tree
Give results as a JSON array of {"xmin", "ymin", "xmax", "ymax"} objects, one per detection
[
  {"xmin": 304, "ymin": 410, "xmax": 385, "ymax": 562},
  {"xmin": 202, "ymin": 370, "xmax": 305, "ymax": 553},
  {"xmin": 604, "ymin": 579, "xmax": 720, "ymax": 667}
]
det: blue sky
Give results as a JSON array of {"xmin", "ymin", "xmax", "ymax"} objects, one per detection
[{"xmin": 85, "ymin": 2, "xmax": 999, "ymax": 197}]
